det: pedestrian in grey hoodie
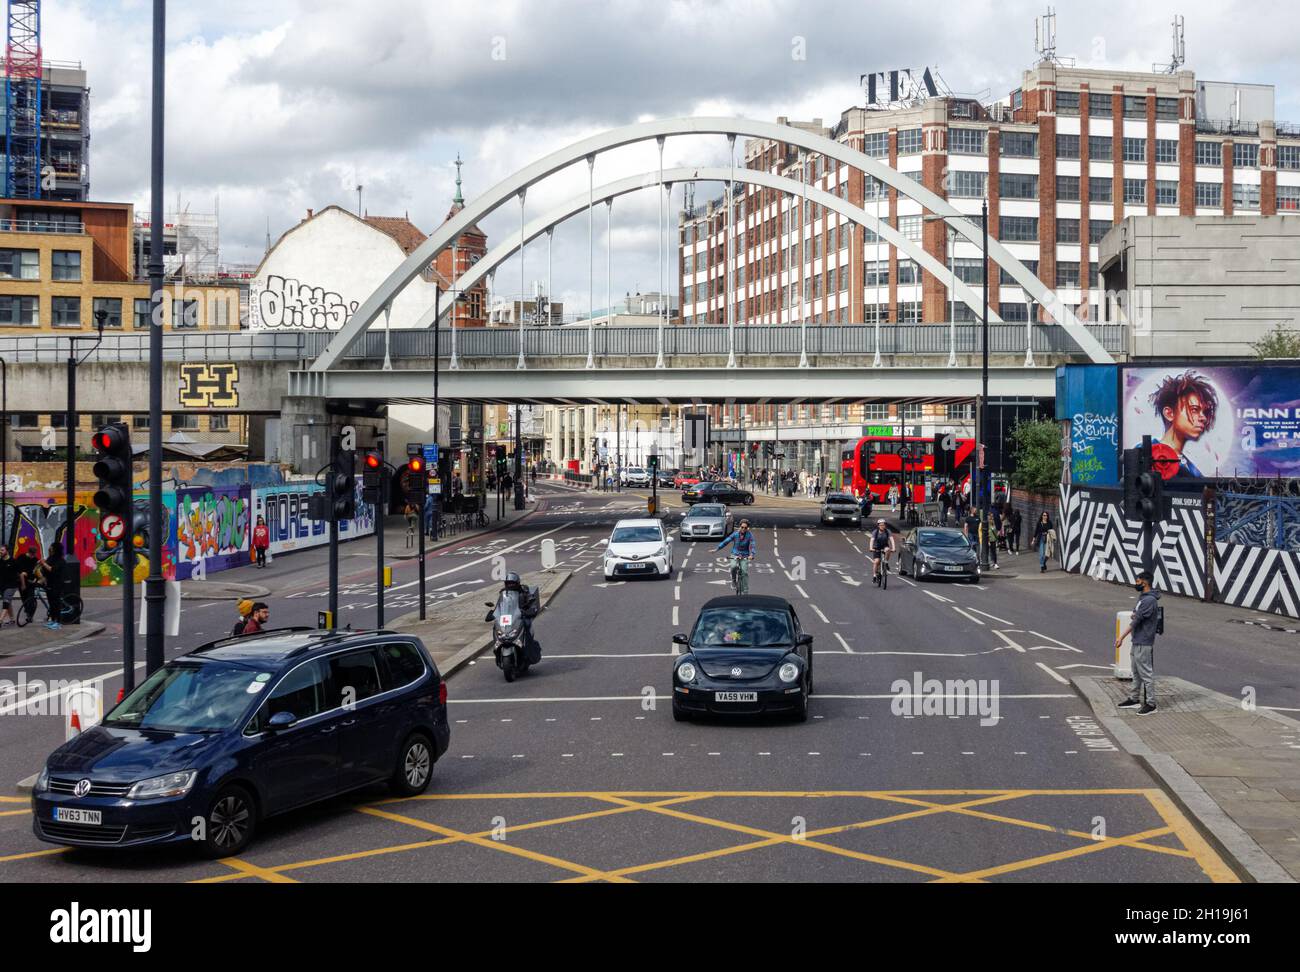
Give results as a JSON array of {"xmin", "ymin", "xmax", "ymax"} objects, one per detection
[{"xmin": 1115, "ymin": 570, "xmax": 1162, "ymax": 715}]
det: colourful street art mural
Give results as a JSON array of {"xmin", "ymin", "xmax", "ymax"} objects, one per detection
[{"xmin": 1, "ymin": 478, "xmax": 369, "ymax": 587}]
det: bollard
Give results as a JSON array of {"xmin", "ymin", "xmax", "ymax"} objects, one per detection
[{"xmin": 1113, "ymin": 610, "xmax": 1133, "ymax": 680}]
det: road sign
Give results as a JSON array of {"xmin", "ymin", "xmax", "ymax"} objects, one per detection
[
  {"xmin": 423, "ymin": 444, "xmax": 439, "ymax": 466},
  {"xmin": 100, "ymin": 514, "xmax": 126, "ymax": 543}
]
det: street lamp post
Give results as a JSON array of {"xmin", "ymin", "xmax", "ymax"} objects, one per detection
[
  {"xmin": 145, "ymin": 0, "xmax": 167, "ymax": 673},
  {"xmin": 979, "ymin": 198, "xmax": 990, "ymax": 569}
]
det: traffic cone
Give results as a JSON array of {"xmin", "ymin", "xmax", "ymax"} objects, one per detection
[
  {"xmin": 116, "ymin": 688, "xmax": 125, "ymax": 703},
  {"xmin": 69, "ymin": 710, "xmax": 82, "ymax": 734}
]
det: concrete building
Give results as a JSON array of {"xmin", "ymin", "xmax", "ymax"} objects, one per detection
[
  {"xmin": 1, "ymin": 55, "xmax": 90, "ymax": 202},
  {"xmin": 1099, "ymin": 215, "xmax": 1300, "ymax": 358}
]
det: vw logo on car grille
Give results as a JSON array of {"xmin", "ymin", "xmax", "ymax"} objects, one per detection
[
  {"xmin": 730, "ymin": 667, "xmax": 743, "ymax": 677},
  {"xmin": 73, "ymin": 779, "xmax": 92, "ymax": 797}
]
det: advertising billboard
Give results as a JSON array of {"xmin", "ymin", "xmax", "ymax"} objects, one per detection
[{"xmin": 1121, "ymin": 364, "xmax": 1300, "ymax": 480}]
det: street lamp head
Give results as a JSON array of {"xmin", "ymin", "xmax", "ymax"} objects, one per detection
[{"xmin": 93, "ymin": 309, "xmax": 108, "ymax": 333}]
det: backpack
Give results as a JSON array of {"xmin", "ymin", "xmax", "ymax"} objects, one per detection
[{"xmin": 231, "ymin": 618, "xmax": 247, "ymax": 637}]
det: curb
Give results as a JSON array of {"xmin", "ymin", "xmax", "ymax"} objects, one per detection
[
  {"xmin": 181, "ymin": 582, "xmax": 271, "ymax": 601},
  {"xmin": 0, "ymin": 620, "xmax": 108, "ymax": 660},
  {"xmin": 441, "ymin": 570, "xmax": 572, "ymax": 681},
  {"xmin": 1070, "ymin": 675, "xmax": 1296, "ymax": 884}
]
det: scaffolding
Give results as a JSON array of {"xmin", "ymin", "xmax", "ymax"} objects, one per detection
[{"xmin": 4, "ymin": 0, "xmax": 42, "ymax": 199}]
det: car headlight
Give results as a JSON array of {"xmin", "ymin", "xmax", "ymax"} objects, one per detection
[
  {"xmin": 676, "ymin": 662, "xmax": 697, "ymax": 682},
  {"xmin": 778, "ymin": 662, "xmax": 800, "ymax": 683},
  {"xmin": 34, "ymin": 766, "xmax": 49, "ymax": 793},
  {"xmin": 126, "ymin": 770, "xmax": 198, "ymax": 800}
]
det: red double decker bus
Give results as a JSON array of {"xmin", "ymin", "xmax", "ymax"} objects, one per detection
[{"xmin": 841, "ymin": 434, "xmax": 976, "ymax": 502}]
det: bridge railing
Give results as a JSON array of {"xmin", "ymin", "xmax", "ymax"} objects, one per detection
[{"xmin": 0, "ymin": 322, "xmax": 1128, "ymax": 364}]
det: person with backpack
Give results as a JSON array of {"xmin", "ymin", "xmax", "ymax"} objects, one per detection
[
  {"xmin": 1116, "ymin": 571, "xmax": 1162, "ymax": 715},
  {"xmin": 231, "ymin": 599, "xmax": 254, "ymax": 637}
]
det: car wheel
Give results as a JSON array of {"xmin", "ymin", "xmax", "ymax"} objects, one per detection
[
  {"xmin": 793, "ymin": 691, "xmax": 809, "ymax": 723},
  {"xmin": 743, "ymin": 495, "xmax": 754, "ymax": 505},
  {"xmin": 391, "ymin": 732, "xmax": 435, "ymax": 796},
  {"xmin": 198, "ymin": 784, "xmax": 256, "ymax": 859},
  {"xmin": 672, "ymin": 702, "xmax": 691, "ymax": 722}
]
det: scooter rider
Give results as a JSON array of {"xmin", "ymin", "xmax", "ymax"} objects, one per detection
[{"xmin": 486, "ymin": 571, "xmax": 542, "ymax": 663}]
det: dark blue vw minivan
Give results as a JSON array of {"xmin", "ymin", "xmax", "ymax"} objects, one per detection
[{"xmin": 31, "ymin": 628, "xmax": 451, "ymax": 857}]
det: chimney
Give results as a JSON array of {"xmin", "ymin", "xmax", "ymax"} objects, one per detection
[{"xmin": 307, "ymin": 208, "xmax": 314, "ymax": 219}]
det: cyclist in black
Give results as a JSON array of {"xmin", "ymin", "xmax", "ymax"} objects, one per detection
[{"xmin": 867, "ymin": 518, "xmax": 895, "ymax": 586}]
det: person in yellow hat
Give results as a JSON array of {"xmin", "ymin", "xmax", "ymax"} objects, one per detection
[{"xmin": 232, "ymin": 599, "xmax": 253, "ymax": 637}]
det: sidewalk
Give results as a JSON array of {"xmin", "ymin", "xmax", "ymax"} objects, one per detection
[
  {"xmin": 0, "ymin": 619, "xmax": 107, "ymax": 659},
  {"xmin": 1075, "ymin": 674, "xmax": 1299, "ymax": 882},
  {"xmin": 388, "ymin": 569, "xmax": 570, "ymax": 678}
]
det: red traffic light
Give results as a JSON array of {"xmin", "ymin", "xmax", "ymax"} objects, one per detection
[
  {"xmin": 409, "ymin": 457, "xmax": 424, "ymax": 473},
  {"xmin": 365, "ymin": 453, "xmax": 382, "ymax": 469},
  {"xmin": 92, "ymin": 430, "xmax": 121, "ymax": 453}
]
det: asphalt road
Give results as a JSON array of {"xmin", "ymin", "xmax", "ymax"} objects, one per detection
[{"xmin": 0, "ymin": 482, "xmax": 1269, "ymax": 882}]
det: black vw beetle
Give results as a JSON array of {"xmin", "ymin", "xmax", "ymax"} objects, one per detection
[{"xmin": 671, "ymin": 595, "xmax": 813, "ymax": 722}]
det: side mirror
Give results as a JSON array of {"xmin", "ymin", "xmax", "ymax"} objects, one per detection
[
  {"xmin": 671, "ymin": 633, "xmax": 689, "ymax": 645},
  {"xmin": 796, "ymin": 634, "xmax": 813, "ymax": 647},
  {"xmin": 267, "ymin": 710, "xmax": 297, "ymax": 731}
]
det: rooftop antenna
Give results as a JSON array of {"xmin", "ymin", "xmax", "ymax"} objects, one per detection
[
  {"xmin": 1160, "ymin": 15, "xmax": 1185, "ymax": 73},
  {"xmin": 1034, "ymin": 6, "xmax": 1057, "ymax": 63},
  {"xmin": 356, "ymin": 184, "xmax": 363, "ymax": 216}
]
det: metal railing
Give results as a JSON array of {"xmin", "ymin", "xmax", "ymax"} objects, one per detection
[
  {"xmin": 0, "ymin": 323, "xmax": 1127, "ymax": 366},
  {"xmin": 0, "ymin": 218, "xmax": 85, "ymax": 234}
]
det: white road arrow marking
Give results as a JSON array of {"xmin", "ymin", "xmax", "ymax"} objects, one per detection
[{"xmin": 841, "ymin": 575, "xmax": 862, "ymax": 587}]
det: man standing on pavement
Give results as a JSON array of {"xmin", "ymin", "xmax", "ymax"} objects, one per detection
[
  {"xmin": 1116, "ymin": 571, "xmax": 1162, "ymax": 715},
  {"xmin": 252, "ymin": 516, "xmax": 271, "ymax": 569},
  {"xmin": 0, "ymin": 546, "xmax": 17, "ymax": 627}
]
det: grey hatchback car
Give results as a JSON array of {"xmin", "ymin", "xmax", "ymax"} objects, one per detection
[{"xmin": 820, "ymin": 492, "xmax": 862, "ymax": 527}]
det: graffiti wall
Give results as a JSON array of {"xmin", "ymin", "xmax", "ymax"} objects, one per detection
[
  {"xmin": 1056, "ymin": 364, "xmax": 1120, "ymax": 487},
  {"xmin": 1, "ymin": 478, "xmax": 369, "ymax": 587}
]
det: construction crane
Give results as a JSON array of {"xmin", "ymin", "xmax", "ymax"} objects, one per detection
[{"xmin": 4, "ymin": 0, "xmax": 43, "ymax": 199}]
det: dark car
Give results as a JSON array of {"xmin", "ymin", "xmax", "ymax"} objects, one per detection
[
  {"xmin": 671, "ymin": 595, "xmax": 813, "ymax": 722},
  {"xmin": 898, "ymin": 527, "xmax": 981, "ymax": 582},
  {"xmin": 656, "ymin": 467, "xmax": 678, "ymax": 488},
  {"xmin": 682, "ymin": 481, "xmax": 754, "ymax": 506},
  {"xmin": 31, "ymin": 628, "xmax": 451, "ymax": 858}
]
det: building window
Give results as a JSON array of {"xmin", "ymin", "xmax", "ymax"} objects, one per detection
[
  {"xmin": 171, "ymin": 414, "xmax": 199, "ymax": 431},
  {"xmin": 999, "ymin": 302, "xmax": 1029, "ymax": 322},
  {"xmin": 1123, "ymin": 95, "xmax": 1147, "ymax": 117},
  {"xmin": 1196, "ymin": 140, "xmax": 1221, "ymax": 166},
  {"xmin": 946, "ymin": 402, "xmax": 974, "ymax": 421},
  {"xmin": 0, "ymin": 248, "xmax": 39, "ymax": 280},
  {"xmin": 52, "ymin": 296, "xmax": 81, "ymax": 326},
  {"xmin": 0, "ymin": 295, "xmax": 37, "ymax": 325},
  {"xmin": 1000, "ymin": 259, "xmax": 1038, "ymax": 284},
  {"xmin": 1089, "ymin": 93, "xmax": 1113, "ymax": 117},
  {"xmin": 1001, "ymin": 131, "xmax": 1038, "ymax": 158},
  {"xmin": 1123, "ymin": 178, "xmax": 1147, "ymax": 205},
  {"xmin": 1195, "ymin": 182, "xmax": 1223, "ymax": 208},
  {"xmin": 1156, "ymin": 97, "xmax": 1179, "ymax": 121},
  {"xmin": 863, "ymin": 260, "xmax": 888, "ymax": 286},
  {"xmin": 1056, "ymin": 175, "xmax": 1080, "ymax": 201},
  {"xmin": 1089, "ymin": 176, "xmax": 1113, "ymax": 203},
  {"xmin": 211, "ymin": 296, "xmax": 232, "ymax": 327},
  {"xmin": 133, "ymin": 298, "xmax": 153, "ymax": 329},
  {"xmin": 863, "ymin": 131, "xmax": 888, "ymax": 158},
  {"xmin": 92, "ymin": 297, "xmax": 122, "ymax": 328},
  {"xmin": 999, "ymin": 173, "xmax": 1038, "ymax": 199},
  {"xmin": 1155, "ymin": 180, "xmax": 1178, "ymax": 207},
  {"xmin": 897, "ymin": 260, "xmax": 919, "ymax": 285},
  {"xmin": 902, "ymin": 403, "xmax": 923, "ymax": 422},
  {"xmin": 998, "ymin": 216, "xmax": 1038, "ymax": 242},
  {"xmin": 897, "ymin": 128, "xmax": 922, "ymax": 155},
  {"xmin": 898, "ymin": 215, "xmax": 922, "ymax": 242},
  {"xmin": 949, "ymin": 127, "xmax": 986, "ymax": 154},
  {"xmin": 1122, "ymin": 137, "xmax": 1146, "ymax": 163},
  {"xmin": 172, "ymin": 299, "xmax": 198, "ymax": 328},
  {"xmin": 51, "ymin": 250, "xmax": 81, "ymax": 281},
  {"xmin": 1089, "ymin": 220, "xmax": 1113, "ymax": 245},
  {"xmin": 132, "ymin": 414, "xmax": 149, "ymax": 430},
  {"xmin": 898, "ymin": 301, "xmax": 922, "ymax": 323},
  {"xmin": 862, "ymin": 302, "xmax": 886, "ymax": 323},
  {"xmin": 952, "ymin": 258, "xmax": 984, "ymax": 284},
  {"xmin": 1056, "ymin": 133, "xmax": 1080, "ymax": 159},
  {"xmin": 1088, "ymin": 262, "xmax": 1099, "ymax": 288},
  {"xmin": 1088, "ymin": 135, "xmax": 1113, "ymax": 160},
  {"xmin": 10, "ymin": 413, "xmax": 38, "ymax": 428},
  {"xmin": 1056, "ymin": 219, "xmax": 1080, "ymax": 244},
  {"xmin": 1233, "ymin": 182, "xmax": 1261, "ymax": 210},
  {"xmin": 1155, "ymin": 139, "xmax": 1179, "ymax": 164},
  {"xmin": 1278, "ymin": 186, "xmax": 1300, "ymax": 212},
  {"xmin": 1279, "ymin": 145, "xmax": 1300, "ymax": 170},
  {"xmin": 1057, "ymin": 262, "xmax": 1081, "ymax": 288},
  {"xmin": 91, "ymin": 414, "xmax": 120, "ymax": 428},
  {"xmin": 1057, "ymin": 90, "xmax": 1080, "ymax": 115},
  {"xmin": 948, "ymin": 170, "xmax": 987, "ymax": 198},
  {"xmin": 210, "ymin": 414, "xmax": 230, "ymax": 433},
  {"xmin": 1233, "ymin": 142, "xmax": 1259, "ymax": 168},
  {"xmin": 864, "ymin": 403, "xmax": 888, "ymax": 421}
]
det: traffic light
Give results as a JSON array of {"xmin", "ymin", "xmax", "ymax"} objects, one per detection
[
  {"xmin": 362, "ymin": 452, "xmax": 384, "ymax": 504},
  {"xmin": 648, "ymin": 454, "xmax": 659, "ymax": 473},
  {"xmin": 405, "ymin": 456, "xmax": 428, "ymax": 509},
  {"xmin": 1123, "ymin": 440, "xmax": 1171, "ymax": 524},
  {"xmin": 329, "ymin": 449, "xmax": 356, "ymax": 521},
  {"xmin": 763, "ymin": 442, "xmax": 774, "ymax": 459},
  {"xmin": 91, "ymin": 422, "xmax": 133, "ymax": 549},
  {"xmin": 495, "ymin": 445, "xmax": 508, "ymax": 478}
]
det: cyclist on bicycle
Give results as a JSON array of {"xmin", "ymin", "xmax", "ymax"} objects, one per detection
[
  {"xmin": 715, "ymin": 519, "xmax": 756, "ymax": 595},
  {"xmin": 868, "ymin": 518, "xmax": 895, "ymax": 586}
]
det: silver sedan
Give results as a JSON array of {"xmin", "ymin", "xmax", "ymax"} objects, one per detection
[{"xmin": 678, "ymin": 503, "xmax": 733, "ymax": 541}]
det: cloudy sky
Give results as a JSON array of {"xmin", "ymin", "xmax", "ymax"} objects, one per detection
[{"xmin": 45, "ymin": 0, "xmax": 1300, "ymax": 316}]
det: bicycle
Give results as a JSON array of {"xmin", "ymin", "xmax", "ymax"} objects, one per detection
[
  {"xmin": 870, "ymin": 550, "xmax": 890, "ymax": 590},
  {"xmin": 728, "ymin": 556, "xmax": 750, "ymax": 595},
  {"xmin": 15, "ymin": 585, "xmax": 83, "ymax": 627}
]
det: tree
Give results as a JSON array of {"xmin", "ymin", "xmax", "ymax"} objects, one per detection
[
  {"xmin": 1252, "ymin": 323, "xmax": 1300, "ymax": 359},
  {"xmin": 1009, "ymin": 419, "xmax": 1063, "ymax": 493}
]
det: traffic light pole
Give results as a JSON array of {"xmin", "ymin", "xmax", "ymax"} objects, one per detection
[
  {"xmin": 376, "ymin": 465, "xmax": 386, "ymax": 629},
  {"xmin": 418, "ymin": 494, "xmax": 426, "ymax": 621},
  {"xmin": 513, "ymin": 404, "xmax": 525, "ymax": 510},
  {"xmin": 328, "ymin": 434, "xmax": 339, "ymax": 628},
  {"xmin": 145, "ymin": 0, "xmax": 166, "ymax": 674},
  {"xmin": 121, "ymin": 545, "xmax": 135, "ymax": 691}
]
